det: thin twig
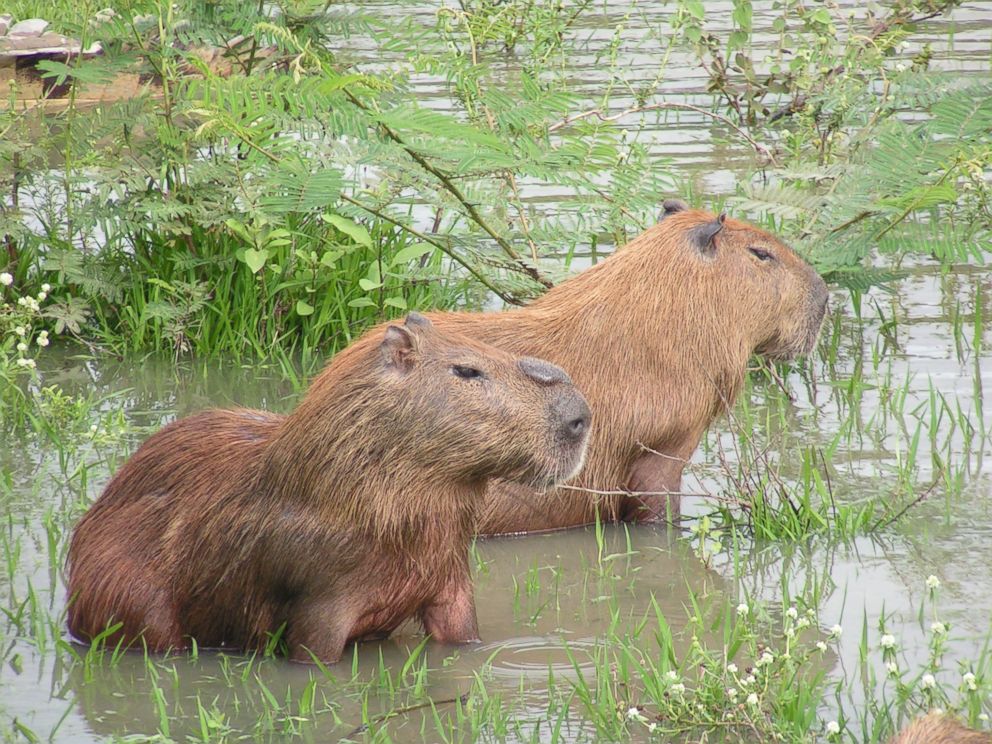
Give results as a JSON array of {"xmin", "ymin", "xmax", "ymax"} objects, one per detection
[{"xmin": 547, "ymin": 101, "xmax": 778, "ymax": 166}]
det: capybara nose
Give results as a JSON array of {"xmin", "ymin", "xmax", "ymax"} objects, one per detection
[
  {"xmin": 566, "ymin": 413, "xmax": 589, "ymax": 440},
  {"xmin": 558, "ymin": 396, "xmax": 591, "ymax": 444},
  {"xmin": 518, "ymin": 357, "xmax": 572, "ymax": 386}
]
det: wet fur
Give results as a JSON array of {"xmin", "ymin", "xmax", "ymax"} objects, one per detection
[
  {"xmin": 415, "ymin": 206, "xmax": 829, "ymax": 534},
  {"xmin": 67, "ymin": 320, "xmax": 588, "ymax": 662},
  {"xmin": 889, "ymin": 714, "xmax": 992, "ymax": 744}
]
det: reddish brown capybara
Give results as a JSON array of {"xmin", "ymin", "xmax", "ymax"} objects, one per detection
[
  {"xmin": 66, "ymin": 313, "xmax": 590, "ymax": 663},
  {"xmin": 415, "ymin": 200, "xmax": 829, "ymax": 534},
  {"xmin": 888, "ymin": 713, "xmax": 992, "ymax": 744}
]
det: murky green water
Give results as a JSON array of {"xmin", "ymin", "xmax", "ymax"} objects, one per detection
[{"xmin": 2, "ymin": 1, "xmax": 992, "ymax": 741}]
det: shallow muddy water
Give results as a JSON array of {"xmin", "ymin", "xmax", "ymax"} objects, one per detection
[{"xmin": 2, "ymin": 1, "xmax": 992, "ymax": 742}]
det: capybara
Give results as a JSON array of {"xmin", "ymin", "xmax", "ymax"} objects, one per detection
[
  {"xmin": 888, "ymin": 713, "xmax": 992, "ymax": 744},
  {"xmin": 67, "ymin": 313, "xmax": 590, "ymax": 662},
  {"xmin": 415, "ymin": 200, "xmax": 830, "ymax": 534}
]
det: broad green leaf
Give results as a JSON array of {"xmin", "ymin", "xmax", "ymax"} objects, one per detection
[
  {"xmin": 383, "ymin": 296, "xmax": 407, "ymax": 310},
  {"xmin": 322, "ymin": 214, "xmax": 372, "ymax": 248},
  {"xmin": 242, "ymin": 248, "xmax": 269, "ymax": 274},
  {"xmin": 359, "ymin": 278, "xmax": 382, "ymax": 291},
  {"xmin": 391, "ymin": 242, "xmax": 435, "ymax": 266},
  {"xmin": 348, "ymin": 298, "xmax": 376, "ymax": 308},
  {"xmin": 320, "ymin": 250, "xmax": 343, "ymax": 267},
  {"xmin": 296, "ymin": 300, "xmax": 314, "ymax": 316},
  {"xmin": 684, "ymin": 0, "xmax": 705, "ymax": 20}
]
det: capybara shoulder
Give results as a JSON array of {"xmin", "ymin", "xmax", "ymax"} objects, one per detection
[{"xmin": 67, "ymin": 313, "xmax": 590, "ymax": 662}]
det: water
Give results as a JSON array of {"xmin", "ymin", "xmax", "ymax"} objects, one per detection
[{"xmin": 2, "ymin": 1, "xmax": 992, "ymax": 741}]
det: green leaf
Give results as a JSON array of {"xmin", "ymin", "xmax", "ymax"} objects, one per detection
[
  {"xmin": 322, "ymin": 214, "xmax": 372, "ymax": 248},
  {"xmin": 391, "ymin": 242, "xmax": 435, "ymax": 266},
  {"xmin": 320, "ymin": 250, "xmax": 343, "ymax": 267},
  {"xmin": 809, "ymin": 8, "xmax": 831, "ymax": 24},
  {"xmin": 296, "ymin": 300, "xmax": 314, "ymax": 316},
  {"xmin": 684, "ymin": 0, "xmax": 705, "ymax": 20},
  {"xmin": 358, "ymin": 278, "xmax": 382, "ymax": 291},
  {"xmin": 383, "ymin": 296, "xmax": 407, "ymax": 310},
  {"xmin": 242, "ymin": 248, "xmax": 269, "ymax": 274},
  {"xmin": 347, "ymin": 298, "xmax": 376, "ymax": 308}
]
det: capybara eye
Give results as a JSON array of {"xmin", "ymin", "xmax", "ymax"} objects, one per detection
[
  {"xmin": 452, "ymin": 365, "xmax": 485, "ymax": 380},
  {"xmin": 749, "ymin": 247, "xmax": 774, "ymax": 262}
]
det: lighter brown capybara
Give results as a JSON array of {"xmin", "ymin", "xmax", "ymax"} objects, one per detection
[
  {"xmin": 888, "ymin": 713, "xmax": 992, "ymax": 743},
  {"xmin": 406, "ymin": 201, "xmax": 830, "ymax": 534},
  {"xmin": 66, "ymin": 313, "xmax": 590, "ymax": 663}
]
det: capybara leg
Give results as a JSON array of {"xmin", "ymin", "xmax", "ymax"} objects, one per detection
[
  {"xmin": 287, "ymin": 600, "xmax": 353, "ymax": 664},
  {"xmin": 419, "ymin": 578, "xmax": 480, "ymax": 643},
  {"xmin": 622, "ymin": 450, "xmax": 685, "ymax": 522}
]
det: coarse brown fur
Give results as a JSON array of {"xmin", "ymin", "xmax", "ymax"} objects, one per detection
[
  {"xmin": 417, "ymin": 203, "xmax": 829, "ymax": 534},
  {"xmin": 888, "ymin": 713, "xmax": 992, "ymax": 744},
  {"xmin": 66, "ymin": 315, "xmax": 590, "ymax": 662}
]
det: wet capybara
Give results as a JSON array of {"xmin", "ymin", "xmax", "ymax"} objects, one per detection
[
  {"xmin": 888, "ymin": 713, "xmax": 992, "ymax": 743},
  {"xmin": 67, "ymin": 313, "xmax": 590, "ymax": 663},
  {"xmin": 420, "ymin": 201, "xmax": 829, "ymax": 534}
]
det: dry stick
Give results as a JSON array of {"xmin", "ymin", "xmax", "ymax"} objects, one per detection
[
  {"xmin": 346, "ymin": 693, "xmax": 470, "ymax": 738},
  {"xmin": 870, "ymin": 470, "xmax": 944, "ymax": 532},
  {"xmin": 547, "ymin": 101, "xmax": 778, "ymax": 167},
  {"xmin": 338, "ymin": 194, "xmax": 522, "ymax": 306},
  {"xmin": 340, "ymin": 89, "xmax": 554, "ymax": 289}
]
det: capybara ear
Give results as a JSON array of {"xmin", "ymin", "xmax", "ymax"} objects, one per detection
[
  {"xmin": 380, "ymin": 325, "xmax": 418, "ymax": 372},
  {"xmin": 690, "ymin": 213, "xmax": 726, "ymax": 257},
  {"xmin": 404, "ymin": 312, "xmax": 432, "ymax": 331},
  {"xmin": 660, "ymin": 199, "xmax": 689, "ymax": 219}
]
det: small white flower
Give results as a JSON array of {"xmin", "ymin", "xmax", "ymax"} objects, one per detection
[
  {"xmin": 880, "ymin": 634, "xmax": 896, "ymax": 649},
  {"xmin": 979, "ymin": 713, "xmax": 989, "ymax": 722},
  {"xmin": 933, "ymin": 707, "xmax": 944, "ymax": 716},
  {"xmin": 895, "ymin": 63, "xmax": 907, "ymax": 72},
  {"xmin": 726, "ymin": 687, "xmax": 738, "ymax": 700},
  {"xmin": 16, "ymin": 342, "xmax": 27, "ymax": 352},
  {"xmin": 17, "ymin": 296, "xmax": 27, "ymax": 306},
  {"xmin": 14, "ymin": 326, "xmax": 25, "ymax": 336},
  {"xmin": 829, "ymin": 624, "xmax": 843, "ymax": 638},
  {"xmin": 0, "ymin": 272, "xmax": 12, "ymax": 286},
  {"xmin": 746, "ymin": 692, "xmax": 758, "ymax": 706},
  {"xmin": 887, "ymin": 662, "xmax": 899, "ymax": 675},
  {"xmin": 757, "ymin": 651, "xmax": 774, "ymax": 667},
  {"xmin": 626, "ymin": 707, "xmax": 645, "ymax": 722},
  {"xmin": 647, "ymin": 722, "xmax": 657, "ymax": 733},
  {"xmin": 41, "ymin": 283, "xmax": 51, "ymax": 293},
  {"xmin": 963, "ymin": 672, "xmax": 977, "ymax": 691},
  {"xmin": 37, "ymin": 336, "xmax": 49, "ymax": 347},
  {"xmin": 899, "ymin": 40, "xmax": 910, "ymax": 51},
  {"xmin": 786, "ymin": 607, "xmax": 798, "ymax": 620},
  {"xmin": 785, "ymin": 627, "xmax": 796, "ymax": 638},
  {"xmin": 727, "ymin": 663, "xmax": 738, "ymax": 674},
  {"xmin": 926, "ymin": 575, "xmax": 941, "ymax": 590},
  {"xmin": 89, "ymin": 424, "xmax": 98, "ymax": 433},
  {"xmin": 921, "ymin": 673, "xmax": 936, "ymax": 689},
  {"xmin": 744, "ymin": 675, "xmax": 755, "ymax": 686},
  {"xmin": 816, "ymin": 641, "xmax": 828, "ymax": 652},
  {"xmin": 931, "ymin": 621, "xmax": 946, "ymax": 635},
  {"xmin": 671, "ymin": 683, "xmax": 685, "ymax": 695},
  {"xmin": 15, "ymin": 358, "xmax": 35, "ymax": 368},
  {"xmin": 736, "ymin": 603, "xmax": 749, "ymax": 617},
  {"xmin": 797, "ymin": 617, "xmax": 811, "ymax": 630},
  {"xmin": 826, "ymin": 720, "xmax": 840, "ymax": 735},
  {"xmin": 665, "ymin": 671, "xmax": 678, "ymax": 682}
]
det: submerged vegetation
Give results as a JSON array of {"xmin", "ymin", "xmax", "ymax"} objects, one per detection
[{"xmin": 1, "ymin": 0, "xmax": 990, "ymax": 742}]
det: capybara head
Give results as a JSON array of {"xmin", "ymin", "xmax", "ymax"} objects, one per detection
[
  {"xmin": 661, "ymin": 199, "xmax": 829, "ymax": 361},
  {"xmin": 373, "ymin": 313, "xmax": 591, "ymax": 487}
]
